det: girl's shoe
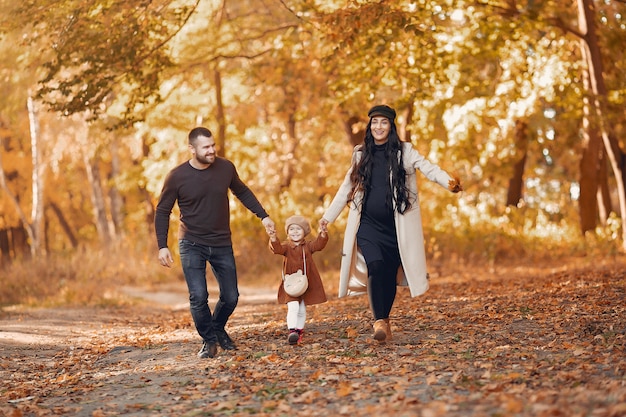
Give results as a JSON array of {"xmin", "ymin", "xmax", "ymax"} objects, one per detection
[
  {"xmin": 297, "ymin": 329, "xmax": 304, "ymax": 344},
  {"xmin": 288, "ymin": 329, "xmax": 299, "ymax": 345}
]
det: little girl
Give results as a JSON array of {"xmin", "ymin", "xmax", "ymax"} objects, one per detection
[{"xmin": 268, "ymin": 215, "xmax": 328, "ymax": 345}]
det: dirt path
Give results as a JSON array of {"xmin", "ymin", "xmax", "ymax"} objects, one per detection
[{"xmin": 1, "ymin": 260, "xmax": 626, "ymax": 417}]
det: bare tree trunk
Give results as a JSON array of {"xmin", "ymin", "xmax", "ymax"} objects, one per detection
[
  {"xmin": 506, "ymin": 120, "xmax": 529, "ymax": 207},
  {"xmin": 108, "ymin": 140, "xmax": 124, "ymax": 240},
  {"xmin": 83, "ymin": 151, "xmax": 112, "ymax": 247},
  {"xmin": 27, "ymin": 95, "xmax": 45, "ymax": 257},
  {"xmin": 279, "ymin": 113, "xmax": 298, "ymax": 190},
  {"xmin": 212, "ymin": 2, "xmax": 226, "ymax": 157},
  {"xmin": 48, "ymin": 202, "xmax": 79, "ymax": 248},
  {"xmin": 579, "ymin": 129, "xmax": 602, "ymax": 233},
  {"xmin": 138, "ymin": 135, "xmax": 155, "ymax": 230},
  {"xmin": 405, "ymin": 101, "xmax": 415, "ymax": 143},
  {"xmin": 343, "ymin": 115, "xmax": 365, "ymax": 147},
  {"xmin": 597, "ymin": 151, "xmax": 611, "ymax": 224},
  {"xmin": 0, "ymin": 138, "xmax": 34, "ymax": 257},
  {"xmin": 578, "ymin": 61, "xmax": 601, "ymax": 233},
  {"xmin": 0, "ymin": 229, "xmax": 9, "ymax": 265},
  {"xmin": 214, "ymin": 69, "xmax": 226, "ymax": 157},
  {"xmin": 11, "ymin": 226, "xmax": 29, "ymax": 259},
  {"xmin": 578, "ymin": 0, "xmax": 626, "ymax": 249},
  {"xmin": 141, "ymin": 187, "xmax": 156, "ymax": 226}
]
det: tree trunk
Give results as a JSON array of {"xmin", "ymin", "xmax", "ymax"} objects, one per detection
[
  {"xmin": 280, "ymin": 113, "xmax": 298, "ymax": 190},
  {"xmin": 11, "ymin": 226, "xmax": 29, "ymax": 259},
  {"xmin": 343, "ymin": 115, "xmax": 365, "ymax": 147},
  {"xmin": 0, "ymin": 229, "xmax": 10, "ymax": 265},
  {"xmin": 578, "ymin": 61, "xmax": 601, "ymax": 233},
  {"xmin": 27, "ymin": 95, "xmax": 45, "ymax": 257},
  {"xmin": 0, "ymin": 138, "xmax": 33, "ymax": 257},
  {"xmin": 214, "ymin": 69, "xmax": 226, "ymax": 157},
  {"xmin": 405, "ymin": 101, "xmax": 415, "ymax": 143},
  {"xmin": 48, "ymin": 202, "xmax": 79, "ymax": 248},
  {"xmin": 596, "ymin": 150, "xmax": 611, "ymax": 224},
  {"xmin": 138, "ymin": 135, "xmax": 156, "ymax": 230},
  {"xmin": 579, "ymin": 127, "xmax": 601, "ymax": 233},
  {"xmin": 108, "ymin": 140, "xmax": 124, "ymax": 240},
  {"xmin": 578, "ymin": 0, "xmax": 626, "ymax": 249},
  {"xmin": 141, "ymin": 187, "xmax": 156, "ymax": 227},
  {"xmin": 83, "ymin": 151, "xmax": 112, "ymax": 246},
  {"xmin": 506, "ymin": 120, "xmax": 529, "ymax": 207}
]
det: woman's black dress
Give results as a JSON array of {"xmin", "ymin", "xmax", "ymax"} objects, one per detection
[{"xmin": 356, "ymin": 143, "xmax": 401, "ymax": 267}]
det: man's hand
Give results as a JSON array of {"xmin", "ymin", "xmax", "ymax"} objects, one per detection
[{"xmin": 158, "ymin": 247, "xmax": 174, "ymax": 268}]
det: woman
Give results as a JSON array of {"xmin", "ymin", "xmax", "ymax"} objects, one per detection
[{"xmin": 320, "ymin": 104, "xmax": 462, "ymax": 343}]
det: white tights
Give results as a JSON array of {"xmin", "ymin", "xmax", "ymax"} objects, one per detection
[{"xmin": 286, "ymin": 300, "xmax": 306, "ymax": 330}]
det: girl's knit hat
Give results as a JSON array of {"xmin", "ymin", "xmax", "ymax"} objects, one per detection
[{"xmin": 285, "ymin": 215, "xmax": 311, "ymax": 237}]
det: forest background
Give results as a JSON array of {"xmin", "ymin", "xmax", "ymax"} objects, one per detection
[{"xmin": 0, "ymin": 0, "xmax": 625, "ymax": 307}]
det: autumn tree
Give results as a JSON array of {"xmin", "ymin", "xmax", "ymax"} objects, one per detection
[
  {"xmin": 313, "ymin": 0, "xmax": 625, "ymax": 243},
  {"xmin": 1, "ymin": 0, "xmax": 625, "ymax": 263}
]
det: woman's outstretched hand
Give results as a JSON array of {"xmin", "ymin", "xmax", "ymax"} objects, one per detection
[{"xmin": 448, "ymin": 176, "xmax": 463, "ymax": 193}]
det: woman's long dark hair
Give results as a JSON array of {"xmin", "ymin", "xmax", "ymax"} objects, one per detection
[{"xmin": 348, "ymin": 120, "xmax": 412, "ymax": 214}]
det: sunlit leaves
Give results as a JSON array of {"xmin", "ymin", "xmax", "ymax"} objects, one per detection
[
  {"xmin": 1, "ymin": 0, "xmax": 625, "ymax": 257},
  {"xmin": 1, "ymin": 0, "xmax": 200, "ymax": 125}
]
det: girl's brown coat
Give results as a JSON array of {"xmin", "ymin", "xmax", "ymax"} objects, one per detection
[{"xmin": 270, "ymin": 233, "xmax": 328, "ymax": 305}]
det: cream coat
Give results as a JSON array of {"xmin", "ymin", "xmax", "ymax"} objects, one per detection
[{"xmin": 323, "ymin": 142, "xmax": 454, "ymax": 298}]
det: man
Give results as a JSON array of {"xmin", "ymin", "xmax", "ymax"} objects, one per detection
[{"xmin": 155, "ymin": 127, "xmax": 275, "ymax": 358}]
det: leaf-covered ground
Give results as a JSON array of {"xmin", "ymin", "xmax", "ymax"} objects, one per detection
[{"xmin": 1, "ymin": 258, "xmax": 625, "ymax": 417}]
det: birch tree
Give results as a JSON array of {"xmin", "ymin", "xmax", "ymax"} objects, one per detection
[{"xmin": 27, "ymin": 95, "xmax": 46, "ymax": 256}]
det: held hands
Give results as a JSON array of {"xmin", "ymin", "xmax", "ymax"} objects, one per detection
[
  {"xmin": 319, "ymin": 218, "xmax": 329, "ymax": 236},
  {"xmin": 319, "ymin": 219, "xmax": 328, "ymax": 236},
  {"xmin": 262, "ymin": 216, "xmax": 276, "ymax": 235},
  {"xmin": 263, "ymin": 217, "xmax": 278, "ymax": 241}
]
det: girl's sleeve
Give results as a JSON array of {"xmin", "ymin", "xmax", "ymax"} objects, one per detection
[
  {"xmin": 308, "ymin": 233, "xmax": 329, "ymax": 252},
  {"xmin": 269, "ymin": 238, "xmax": 287, "ymax": 255}
]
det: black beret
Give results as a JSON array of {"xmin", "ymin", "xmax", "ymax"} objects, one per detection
[{"xmin": 368, "ymin": 105, "xmax": 396, "ymax": 122}]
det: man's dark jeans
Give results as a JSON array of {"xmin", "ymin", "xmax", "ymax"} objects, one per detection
[{"xmin": 179, "ymin": 239, "xmax": 239, "ymax": 343}]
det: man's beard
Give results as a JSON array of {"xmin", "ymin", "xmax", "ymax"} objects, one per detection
[{"xmin": 196, "ymin": 154, "xmax": 215, "ymax": 165}]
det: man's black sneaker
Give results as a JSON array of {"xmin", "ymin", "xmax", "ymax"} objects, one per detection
[
  {"xmin": 198, "ymin": 341, "xmax": 218, "ymax": 358},
  {"xmin": 215, "ymin": 329, "xmax": 237, "ymax": 350}
]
